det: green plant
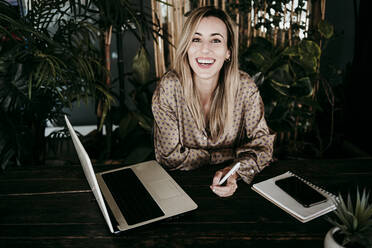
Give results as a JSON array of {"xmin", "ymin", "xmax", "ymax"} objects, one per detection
[
  {"xmin": 1, "ymin": 0, "xmax": 168, "ymax": 169},
  {"xmin": 239, "ymin": 20, "xmax": 335, "ymax": 158},
  {"xmin": 108, "ymin": 46, "xmax": 156, "ymax": 164},
  {"xmin": 82, "ymin": 0, "xmax": 164, "ymax": 160},
  {"xmin": 326, "ymin": 188, "xmax": 372, "ymax": 247},
  {"xmin": 240, "ymin": 37, "xmax": 319, "ymax": 156},
  {"xmin": 0, "ymin": 0, "xmax": 111, "ymax": 169}
]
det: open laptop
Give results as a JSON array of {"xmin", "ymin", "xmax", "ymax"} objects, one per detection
[{"xmin": 64, "ymin": 115, "xmax": 197, "ymax": 234}]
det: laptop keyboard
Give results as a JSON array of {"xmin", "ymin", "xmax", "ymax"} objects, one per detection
[{"xmin": 102, "ymin": 169, "xmax": 165, "ymax": 225}]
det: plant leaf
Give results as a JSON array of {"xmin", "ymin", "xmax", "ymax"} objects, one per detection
[
  {"xmin": 132, "ymin": 46, "xmax": 150, "ymax": 85},
  {"xmin": 318, "ymin": 20, "xmax": 334, "ymax": 39}
]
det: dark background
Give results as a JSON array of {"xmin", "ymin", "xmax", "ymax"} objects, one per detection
[
  {"xmin": 66, "ymin": 0, "xmax": 371, "ymax": 156},
  {"xmin": 324, "ymin": 0, "xmax": 371, "ymax": 155}
]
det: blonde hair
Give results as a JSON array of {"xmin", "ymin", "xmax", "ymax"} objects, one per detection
[{"xmin": 173, "ymin": 6, "xmax": 240, "ymax": 140}]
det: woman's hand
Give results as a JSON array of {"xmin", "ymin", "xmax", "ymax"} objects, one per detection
[{"xmin": 210, "ymin": 166, "xmax": 239, "ymax": 197}]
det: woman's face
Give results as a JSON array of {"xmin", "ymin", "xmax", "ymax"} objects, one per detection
[{"xmin": 187, "ymin": 16, "xmax": 230, "ymax": 84}]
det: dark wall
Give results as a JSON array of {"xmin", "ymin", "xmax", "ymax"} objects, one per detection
[
  {"xmin": 325, "ymin": 0, "xmax": 371, "ymax": 154},
  {"xmin": 324, "ymin": 0, "xmax": 355, "ymax": 67},
  {"xmin": 344, "ymin": 0, "xmax": 372, "ymax": 154}
]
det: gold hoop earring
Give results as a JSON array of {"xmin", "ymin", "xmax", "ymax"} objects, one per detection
[{"xmin": 225, "ymin": 57, "xmax": 231, "ymax": 63}]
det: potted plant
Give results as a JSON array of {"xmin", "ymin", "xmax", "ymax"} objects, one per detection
[
  {"xmin": 239, "ymin": 20, "xmax": 337, "ymax": 159},
  {"xmin": 1, "ymin": 0, "xmax": 167, "ymax": 169},
  {"xmin": 324, "ymin": 188, "xmax": 372, "ymax": 248},
  {"xmin": 0, "ymin": 0, "xmax": 111, "ymax": 168},
  {"xmin": 109, "ymin": 46, "xmax": 156, "ymax": 165},
  {"xmin": 85, "ymin": 0, "xmax": 162, "ymax": 161}
]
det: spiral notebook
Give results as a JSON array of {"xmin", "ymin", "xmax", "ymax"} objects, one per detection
[{"xmin": 252, "ymin": 171, "xmax": 337, "ymax": 223}]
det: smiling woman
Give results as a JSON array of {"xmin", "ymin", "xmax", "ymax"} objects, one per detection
[
  {"xmin": 187, "ymin": 16, "xmax": 230, "ymax": 125},
  {"xmin": 151, "ymin": 6, "xmax": 275, "ymax": 198},
  {"xmin": 187, "ymin": 17, "xmax": 230, "ymax": 83}
]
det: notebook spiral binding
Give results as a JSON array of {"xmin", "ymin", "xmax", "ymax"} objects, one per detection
[{"xmin": 288, "ymin": 171, "xmax": 337, "ymax": 200}]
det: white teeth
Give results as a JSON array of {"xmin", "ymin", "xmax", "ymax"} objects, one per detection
[{"xmin": 197, "ymin": 58, "xmax": 214, "ymax": 64}]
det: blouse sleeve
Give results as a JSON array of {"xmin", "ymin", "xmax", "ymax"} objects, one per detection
[
  {"xmin": 235, "ymin": 80, "xmax": 276, "ymax": 184},
  {"xmin": 152, "ymin": 74, "xmax": 210, "ymax": 170}
]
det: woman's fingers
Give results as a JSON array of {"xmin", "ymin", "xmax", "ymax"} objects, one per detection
[
  {"xmin": 210, "ymin": 165, "xmax": 239, "ymax": 197},
  {"xmin": 210, "ymin": 179, "xmax": 238, "ymax": 197},
  {"xmin": 212, "ymin": 170, "xmax": 224, "ymax": 185}
]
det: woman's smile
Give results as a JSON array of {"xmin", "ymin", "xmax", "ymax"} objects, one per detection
[{"xmin": 196, "ymin": 57, "xmax": 216, "ymax": 68}]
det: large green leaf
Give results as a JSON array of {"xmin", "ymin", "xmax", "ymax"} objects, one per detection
[
  {"xmin": 269, "ymin": 76, "xmax": 313, "ymax": 98},
  {"xmin": 299, "ymin": 40, "xmax": 321, "ymax": 59},
  {"xmin": 287, "ymin": 40, "xmax": 320, "ymax": 73},
  {"xmin": 282, "ymin": 45, "xmax": 299, "ymax": 57},
  {"xmin": 132, "ymin": 46, "xmax": 150, "ymax": 85},
  {"xmin": 270, "ymin": 79, "xmax": 291, "ymax": 96},
  {"xmin": 318, "ymin": 20, "xmax": 334, "ymax": 39},
  {"xmin": 290, "ymin": 77, "xmax": 314, "ymax": 97},
  {"xmin": 249, "ymin": 52, "xmax": 266, "ymax": 68},
  {"xmin": 267, "ymin": 64, "xmax": 293, "ymax": 84},
  {"xmin": 133, "ymin": 112, "xmax": 153, "ymax": 132}
]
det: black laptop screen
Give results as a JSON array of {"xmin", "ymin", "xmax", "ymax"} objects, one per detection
[{"xmin": 102, "ymin": 169, "xmax": 165, "ymax": 225}]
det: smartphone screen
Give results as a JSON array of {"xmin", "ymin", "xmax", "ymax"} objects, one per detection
[{"xmin": 275, "ymin": 176, "xmax": 327, "ymax": 208}]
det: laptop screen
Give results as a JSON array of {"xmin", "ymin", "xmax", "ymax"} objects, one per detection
[{"xmin": 65, "ymin": 115, "xmax": 115, "ymax": 233}]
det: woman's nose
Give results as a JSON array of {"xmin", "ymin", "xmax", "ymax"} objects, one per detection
[{"xmin": 201, "ymin": 41, "xmax": 211, "ymax": 53}]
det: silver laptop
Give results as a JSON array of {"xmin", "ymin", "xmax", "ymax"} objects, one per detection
[{"xmin": 64, "ymin": 115, "xmax": 197, "ymax": 234}]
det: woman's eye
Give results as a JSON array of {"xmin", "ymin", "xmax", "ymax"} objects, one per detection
[
  {"xmin": 211, "ymin": 39, "xmax": 222, "ymax": 43},
  {"xmin": 192, "ymin": 38, "xmax": 201, "ymax": 42}
]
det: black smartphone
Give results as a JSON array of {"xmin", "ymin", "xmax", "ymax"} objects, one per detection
[{"xmin": 275, "ymin": 176, "xmax": 327, "ymax": 208}]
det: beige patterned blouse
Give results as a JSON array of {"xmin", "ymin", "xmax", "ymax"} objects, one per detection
[{"xmin": 152, "ymin": 70, "xmax": 275, "ymax": 184}]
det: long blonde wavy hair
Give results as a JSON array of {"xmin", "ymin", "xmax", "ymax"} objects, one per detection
[{"xmin": 173, "ymin": 6, "xmax": 240, "ymax": 140}]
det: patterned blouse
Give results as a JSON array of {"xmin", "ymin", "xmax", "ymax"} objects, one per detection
[{"xmin": 152, "ymin": 70, "xmax": 275, "ymax": 184}]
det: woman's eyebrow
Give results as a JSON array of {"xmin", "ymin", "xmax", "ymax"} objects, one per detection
[
  {"xmin": 194, "ymin": 32, "xmax": 225, "ymax": 39},
  {"xmin": 211, "ymin": 33, "xmax": 224, "ymax": 39}
]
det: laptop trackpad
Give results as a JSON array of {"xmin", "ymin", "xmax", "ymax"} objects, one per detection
[{"xmin": 151, "ymin": 180, "xmax": 181, "ymax": 200}]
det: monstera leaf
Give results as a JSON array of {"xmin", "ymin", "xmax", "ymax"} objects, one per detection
[
  {"xmin": 267, "ymin": 64, "xmax": 293, "ymax": 84},
  {"xmin": 270, "ymin": 77, "xmax": 313, "ymax": 98},
  {"xmin": 284, "ymin": 40, "xmax": 321, "ymax": 73}
]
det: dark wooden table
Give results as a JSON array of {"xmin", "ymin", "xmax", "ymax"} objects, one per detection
[{"xmin": 1, "ymin": 158, "xmax": 372, "ymax": 248}]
